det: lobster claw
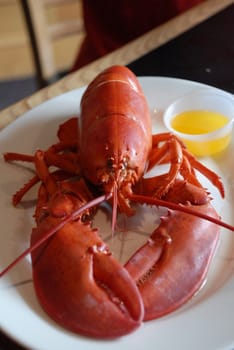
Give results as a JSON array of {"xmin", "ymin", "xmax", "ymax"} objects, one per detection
[
  {"xmin": 31, "ymin": 220, "xmax": 144, "ymax": 338},
  {"xmin": 126, "ymin": 182, "xmax": 220, "ymax": 320}
]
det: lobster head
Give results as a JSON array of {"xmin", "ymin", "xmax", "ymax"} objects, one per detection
[{"xmin": 79, "ymin": 66, "xmax": 152, "ymax": 209}]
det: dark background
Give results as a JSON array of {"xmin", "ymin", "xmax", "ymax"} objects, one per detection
[{"xmin": 0, "ymin": 5, "xmax": 233, "ymax": 112}]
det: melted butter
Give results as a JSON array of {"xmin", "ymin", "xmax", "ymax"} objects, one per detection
[{"xmin": 171, "ymin": 110, "xmax": 231, "ymax": 156}]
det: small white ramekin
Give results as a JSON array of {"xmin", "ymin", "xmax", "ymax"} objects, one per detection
[{"xmin": 163, "ymin": 89, "xmax": 234, "ymax": 156}]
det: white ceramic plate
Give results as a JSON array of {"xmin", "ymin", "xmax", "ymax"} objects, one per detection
[{"xmin": 0, "ymin": 77, "xmax": 234, "ymax": 350}]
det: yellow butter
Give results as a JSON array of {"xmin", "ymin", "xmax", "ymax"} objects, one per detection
[{"xmin": 171, "ymin": 110, "xmax": 230, "ymax": 156}]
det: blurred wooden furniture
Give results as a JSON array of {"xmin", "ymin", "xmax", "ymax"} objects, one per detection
[
  {"xmin": 0, "ymin": 0, "xmax": 232, "ymax": 129},
  {"xmin": 0, "ymin": 0, "xmax": 30, "ymax": 79},
  {"xmin": 20, "ymin": 0, "xmax": 85, "ymax": 87}
]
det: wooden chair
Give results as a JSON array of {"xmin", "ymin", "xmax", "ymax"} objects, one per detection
[{"xmin": 20, "ymin": 0, "xmax": 85, "ymax": 88}]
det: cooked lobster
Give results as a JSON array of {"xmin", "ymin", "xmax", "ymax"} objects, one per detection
[{"xmin": 1, "ymin": 65, "xmax": 233, "ymax": 338}]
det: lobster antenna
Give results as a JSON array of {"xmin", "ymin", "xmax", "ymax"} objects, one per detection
[
  {"xmin": 0, "ymin": 193, "xmax": 112, "ymax": 278},
  {"xmin": 130, "ymin": 194, "xmax": 234, "ymax": 231},
  {"xmin": 111, "ymin": 182, "xmax": 118, "ymax": 235}
]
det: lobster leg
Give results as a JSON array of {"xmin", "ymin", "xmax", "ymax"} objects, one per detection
[
  {"xmin": 126, "ymin": 181, "xmax": 220, "ymax": 320},
  {"xmin": 4, "ymin": 127, "xmax": 80, "ymax": 205},
  {"xmin": 146, "ymin": 133, "xmax": 224, "ymax": 198}
]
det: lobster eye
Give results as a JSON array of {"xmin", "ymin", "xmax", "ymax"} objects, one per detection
[
  {"xmin": 107, "ymin": 158, "xmax": 114, "ymax": 169},
  {"xmin": 81, "ymin": 213, "xmax": 91, "ymax": 223}
]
